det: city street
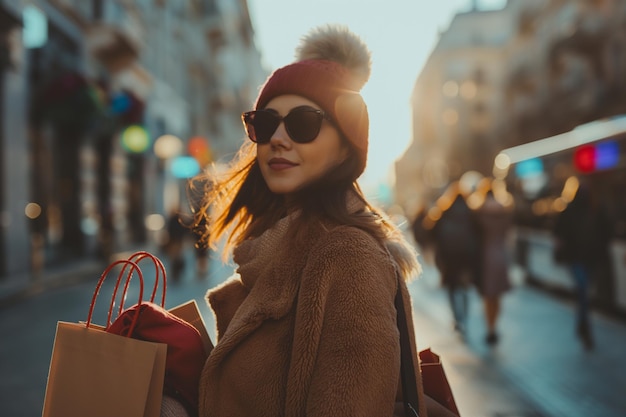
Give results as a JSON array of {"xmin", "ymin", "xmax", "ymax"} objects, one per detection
[
  {"xmin": 2, "ymin": 2, "xmax": 626, "ymax": 416},
  {"xmin": 1, "ymin": 244, "xmax": 625, "ymax": 417}
]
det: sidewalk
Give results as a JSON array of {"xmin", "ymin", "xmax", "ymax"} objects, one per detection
[
  {"xmin": 0, "ymin": 246, "xmax": 149, "ymax": 309},
  {"xmin": 0, "ymin": 258, "xmax": 104, "ymax": 309},
  {"xmin": 410, "ymin": 261, "xmax": 626, "ymax": 417},
  {"xmin": 3, "ymin": 251, "xmax": 625, "ymax": 417}
]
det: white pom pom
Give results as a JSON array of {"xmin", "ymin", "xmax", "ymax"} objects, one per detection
[{"xmin": 295, "ymin": 24, "xmax": 372, "ymax": 90}]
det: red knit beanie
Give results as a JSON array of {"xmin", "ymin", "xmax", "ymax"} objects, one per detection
[{"xmin": 255, "ymin": 25, "xmax": 372, "ymax": 178}]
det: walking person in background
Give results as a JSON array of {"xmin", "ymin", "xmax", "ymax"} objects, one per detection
[
  {"xmin": 431, "ymin": 181, "xmax": 482, "ymax": 337},
  {"xmin": 410, "ymin": 204, "xmax": 435, "ymax": 256},
  {"xmin": 179, "ymin": 25, "xmax": 458, "ymax": 417},
  {"xmin": 553, "ymin": 179, "xmax": 612, "ymax": 350},
  {"xmin": 188, "ymin": 178, "xmax": 211, "ymax": 280},
  {"xmin": 164, "ymin": 207, "xmax": 188, "ymax": 282},
  {"xmin": 193, "ymin": 239, "xmax": 210, "ymax": 279},
  {"xmin": 473, "ymin": 179, "xmax": 514, "ymax": 346}
]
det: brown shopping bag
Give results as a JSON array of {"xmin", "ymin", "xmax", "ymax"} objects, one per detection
[
  {"xmin": 169, "ymin": 299, "xmax": 214, "ymax": 355},
  {"xmin": 42, "ymin": 259, "xmax": 167, "ymax": 417}
]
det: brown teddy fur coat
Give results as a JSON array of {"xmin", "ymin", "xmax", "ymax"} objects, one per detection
[{"xmin": 198, "ymin": 213, "xmax": 426, "ymax": 417}]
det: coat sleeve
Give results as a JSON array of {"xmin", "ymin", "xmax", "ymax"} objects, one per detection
[{"xmin": 289, "ymin": 228, "xmax": 401, "ymax": 417}]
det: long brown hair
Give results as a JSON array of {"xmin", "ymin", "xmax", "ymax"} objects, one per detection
[{"xmin": 190, "ymin": 139, "xmax": 408, "ymax": 262}]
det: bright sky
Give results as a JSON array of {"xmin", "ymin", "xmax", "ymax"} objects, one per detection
[{"xmin": 246, "ymin": 0, "xmax": 507, "ymax": 192}]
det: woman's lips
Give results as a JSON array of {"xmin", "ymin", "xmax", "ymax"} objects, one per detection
[{"xmin": 268, "ymin": 158, "xmax": 297, "ymax": 170}]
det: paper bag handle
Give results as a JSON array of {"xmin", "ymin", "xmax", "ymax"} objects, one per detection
[
  {"xmin": 86, "ymin": 259, "xmax": 144, "ymax": 332},
  {"xmin": 112, "ymin": 251, "xmax": 167, "ymax": 322}
]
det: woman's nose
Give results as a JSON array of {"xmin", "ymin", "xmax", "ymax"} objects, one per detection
[{"xmin": 269, "ymin": 121, "xmax": 291, "ymax": 147}]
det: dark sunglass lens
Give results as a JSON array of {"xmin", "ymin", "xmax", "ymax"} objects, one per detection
[
  {"xmin": 243, "ymin": 113, "xmax": 258, "ymax": 142},
  {"xmin": 285, "ymin": 110, "xmax": 323, "ymax": 143},
  {"xmin": 248, "ymin": 111, "xmax": 280, "ymax": 143}
]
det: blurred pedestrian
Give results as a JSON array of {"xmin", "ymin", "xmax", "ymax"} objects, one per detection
[
  {"xmin": 164, "ymin": 207, "xmax": 187, "ymax": 282},
  {"xmin": 432, "ymin": 181, "xmax": 482, "ymax": 336},
  {"xmin": 191, "ymin": 217, "xmax": 210, "ymax": 280},
  {"xmin": 411, "ymin": 204, "xmax": 434, "ymax": 253},
  {"xmin": 473, "ymin": 179, "xmax": 514, "ymax": 346},
  {"xmin": 185, "ymin": 24, "xmax": 456, "ymax": 417},
  {"xmin": 553, "ymin": 179, "xmax": 612, "ymax": 350},
  {"xmin": 188, "ymin": 179, "xmax": 211, "ymax": 280}
]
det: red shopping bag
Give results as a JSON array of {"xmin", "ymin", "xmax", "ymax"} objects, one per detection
[
  {"xmin": 106, "ymin": 251, "xmax": 209, "ymax": 417},
  {"xmin": 420, "ymin": 348, "xmax": 460, "ymax": 416},
  {"xmin": 108, "ymin": 301, "xmax": 207, "ymax": 416}
]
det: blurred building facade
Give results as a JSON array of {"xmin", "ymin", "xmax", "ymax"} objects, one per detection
[
  {"xmin": 0, "ymin": 0, "xmax": 266, "ymax": 280},
  {"xmin": 396, "ymin": 4, "xmax": 514, "ymax": 215},
  {"xmin": 397, "ymin": 0, "xmax": 626, "ymax": 216},
  {"xmin": 397, "ymin": 0, "xmax": 626, "ymax": 314}
]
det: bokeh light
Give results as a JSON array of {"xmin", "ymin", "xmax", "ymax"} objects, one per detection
[
  {"xmin": 121, "ymin": 125, "xmax": 150, "ymax": 153},
  {"xmin": 187, "ymin": 136, "xmax": 213, "ymax": 166},
  {"xmin": 145, "ymin": 213, "xmax": 165, "ymax": 231},
  {"xmin": 154, "ymin": 134, "xmax": 183, "ymax": 159},
  {"xmin": 24, "ymin": 202, "xmax": 42, "ymax": 219},
  {"xmin": 23, "ymin": 6, "xmax": 47, "ymax": 49},
  {"xmin": 171, "ymin": 156, "xmax": 200, "ymax": 179}
]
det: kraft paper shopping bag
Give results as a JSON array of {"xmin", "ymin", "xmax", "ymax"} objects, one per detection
[
  {"xmin": 42, "ymin": 322, "xmax": 167, "ymax": 417},
  {"xmin": 170, "ymin": 299, "xmax": 214, "ymax": 355}
]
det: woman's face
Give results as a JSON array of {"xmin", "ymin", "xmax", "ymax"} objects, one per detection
[{"xmin": 256, "ymin": 95, "xmax": 349, "ymax": 195}]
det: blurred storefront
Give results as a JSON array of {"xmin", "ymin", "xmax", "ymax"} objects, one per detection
[
  {"xmin": 499, "ymin": 116, "xmax": 626, "ymax": 314},
  {"xmin": 0, "ymin": 0, "xmax": 266, "ymax": 283},
  {"xmin": 0, "ymin": 6, "xmax": 22, "ymax": 279}
]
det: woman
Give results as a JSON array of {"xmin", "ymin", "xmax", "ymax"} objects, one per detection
[
  {"xmin": 474, "ymin": 180, "xmax": 513, "ymax": 346},
  {"xmin": 190, "ymin": 25, "xmax": 444, "ymax": 417},
  {"xmin": 431, "ymin": 182, "xmax": 481, "ymax": 337}
]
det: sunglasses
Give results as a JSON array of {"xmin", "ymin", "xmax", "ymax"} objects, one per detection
[{"xmin": 242, "ymin": 106, "xmax": 331, "ymax": 144}]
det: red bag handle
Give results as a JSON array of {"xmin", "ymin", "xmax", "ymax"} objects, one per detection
[
  {"xmin": 86, "ymin": 259, "xmax": 144, "ymax": 333},
  {"xmin": 112, "ymin": 251, "xmax": 167, "ymax": 322},
  {"xmin": 132, "ymin": 251, "xmax": 167, "ymax": 303}
]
